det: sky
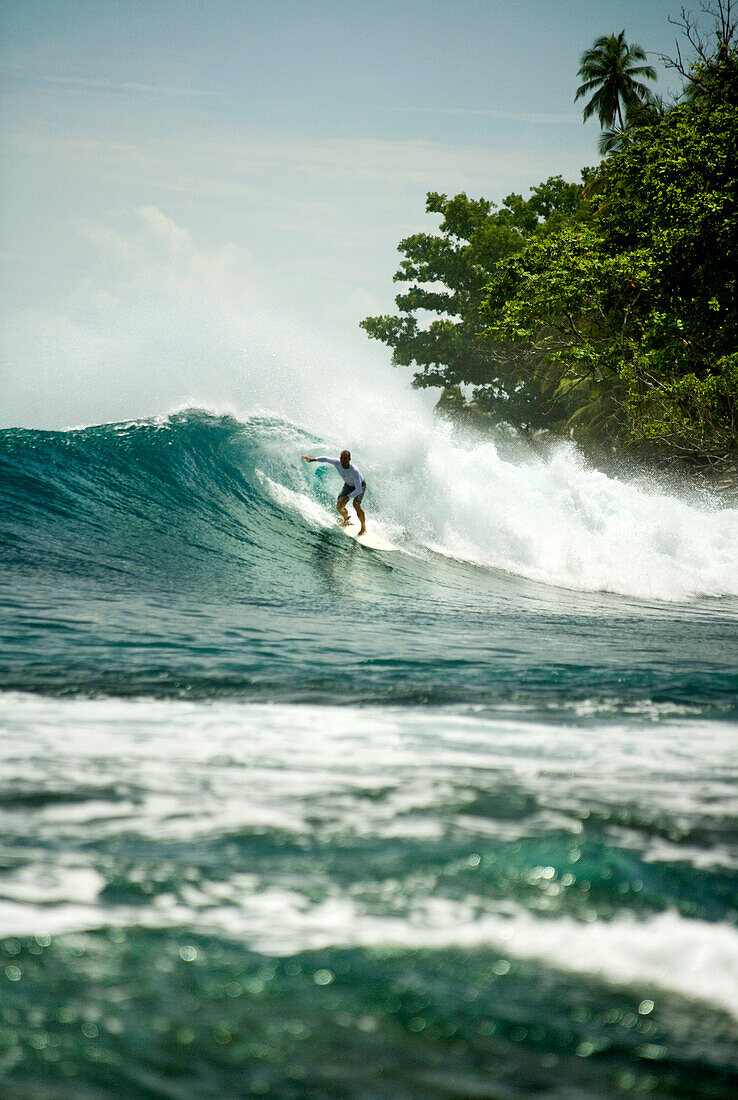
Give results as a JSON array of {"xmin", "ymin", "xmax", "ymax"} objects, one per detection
[{"xmin": 1, "ymin": 0, "xmax": 692, "ymax": 428}]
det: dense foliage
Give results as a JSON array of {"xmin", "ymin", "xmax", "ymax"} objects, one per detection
[
  {"xmin": 484, "ymin": 47, "xmax": 737, "ymax": 460},
  {"xmin": 360, "ymin": 179, "xmax": 588, "ymax": 433},
  {"xmin": 362, "ymin": 24, "xmax": 738, "ymax": 465}
]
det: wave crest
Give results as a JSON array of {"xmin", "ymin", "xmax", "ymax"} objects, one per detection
[{"xmin": 2, "ymin": 407, "xmax": 737, "ymax": 602}]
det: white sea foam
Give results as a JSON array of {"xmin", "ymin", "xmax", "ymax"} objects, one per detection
[
  {"xmin": 1, "ymin": 693, "xmax": 737, "ymax": 1017},
  {"xmin": 150, "ymin": 895, "xmax": 738, "ymax": 1021},
  {"xmin": 233, "ymin": 403, "xmax": 738, "ymax": 601},
  {"xmin": 2, "ymin": 694, "xmax": 736, "ymax": 849},
  {"xmin": 2, "ymin": 878, "xmax": 737, "ymax": 1022},
  {"xmin": 1, "ymin": 690, "xmax": 737, "ymax": 1023},
  {"xmin": 300, "ymin": 415, "xmax": 738, "ymax": 602}
]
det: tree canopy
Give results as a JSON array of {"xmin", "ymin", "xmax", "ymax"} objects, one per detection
[
  {"xmin": 360, "ymin": 180, "xmax": 589, "ymax": 433},
  {"xmin": 362, "ymin": 10, "xmax": 738, "ymax": 466},
  {"xmin": 482, "ymin": 44, "xmax": 738, "ymax": 461}
]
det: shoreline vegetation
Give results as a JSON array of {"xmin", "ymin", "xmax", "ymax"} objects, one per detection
[{"xmin": 361, "ymin": 3, "xmax": 737, "ymax": 498}]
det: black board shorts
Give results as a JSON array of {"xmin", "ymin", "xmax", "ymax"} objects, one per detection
[{"xmin": 338, "ymin": 480, "xmax": 366, "ymax": 504}]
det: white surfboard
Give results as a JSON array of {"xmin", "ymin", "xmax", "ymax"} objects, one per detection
[{"xmin": 339, "ymin": 521, "xmax": 399, "ymax": 552}]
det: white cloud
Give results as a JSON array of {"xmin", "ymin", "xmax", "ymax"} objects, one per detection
[
  {"xmin": 3, "ymin": 66, "xmax": 224, "ymax": 99},
  {"xmin": 4, "ymin": 128, "xmax": 589, "ymax": 203}
]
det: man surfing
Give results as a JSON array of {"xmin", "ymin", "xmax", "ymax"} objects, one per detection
[{"xmin": 302, "ymin": 450, "xmax": 367, "ymax": 536}]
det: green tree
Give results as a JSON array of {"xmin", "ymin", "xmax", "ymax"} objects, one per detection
[
  {"xmin": 482, "ymin": 45, "xmax": 738, "ymax": 461},
  {"xmin": 598, "ymin": 46, "xmax": 738, "ymax": 458},
  {"xmin": 360, "ymin": 179, "xmax": 588, "ymax": 431},
  {"xmin": 575, "ymin": 31, "xmax": 657, "ymax": 130}
]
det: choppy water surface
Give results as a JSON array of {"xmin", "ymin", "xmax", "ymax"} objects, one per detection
[{"xmin": 1, "ymin": 410, "xmax": 737, "ymax": 1098}]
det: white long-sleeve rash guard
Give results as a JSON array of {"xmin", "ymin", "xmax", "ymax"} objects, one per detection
[{"xmin": 314, "ymin": 457, "xmax": 365, "ymax": 499}]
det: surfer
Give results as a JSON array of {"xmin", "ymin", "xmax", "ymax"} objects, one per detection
[{"xmin": 302, "ymin": 451, "xmax": 367, "ymax": 536}]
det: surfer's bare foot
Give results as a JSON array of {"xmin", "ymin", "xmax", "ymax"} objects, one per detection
[
  {"xmin": 339, "ymin": 519, "xmax": 351, "ymax": 527},
  {"xmin": 358, "ymin": 528, "xmax": 367, "ymax": 537}
]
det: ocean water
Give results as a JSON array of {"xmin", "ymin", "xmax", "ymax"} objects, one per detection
[{"xmin": 1, "ymin": 407, "xmax": 737, "ymax": 1099}]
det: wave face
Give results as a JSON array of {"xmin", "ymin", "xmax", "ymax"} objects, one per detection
[
  {"xmin": 1, "ymin": 410, "xmax": 303, "ymax": 593},
  {"xmin": 1, "ymin": 407, "xmax": 737, "ymax": 706},
  {"xmin": 3, "ymin": 407, "xmax": 738, "ymax": 601},
  {"xmin": 2, "ymin": 407, "xmax": 738, "ymax": 1098}
]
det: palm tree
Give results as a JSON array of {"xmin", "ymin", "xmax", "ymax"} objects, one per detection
[{"xmin": 575, "ymin": 31, "xmax": 657, "ymax": 131}]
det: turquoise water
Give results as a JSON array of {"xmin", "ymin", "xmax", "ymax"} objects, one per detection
[{"xmin": 1, "ymin": 408, "xmax": 738, "ymax": 1098}]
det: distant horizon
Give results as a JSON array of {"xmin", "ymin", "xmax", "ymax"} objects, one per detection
[{"xmin": 1, "ymin": 0, "xmax": 690, "ymax": 428}]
